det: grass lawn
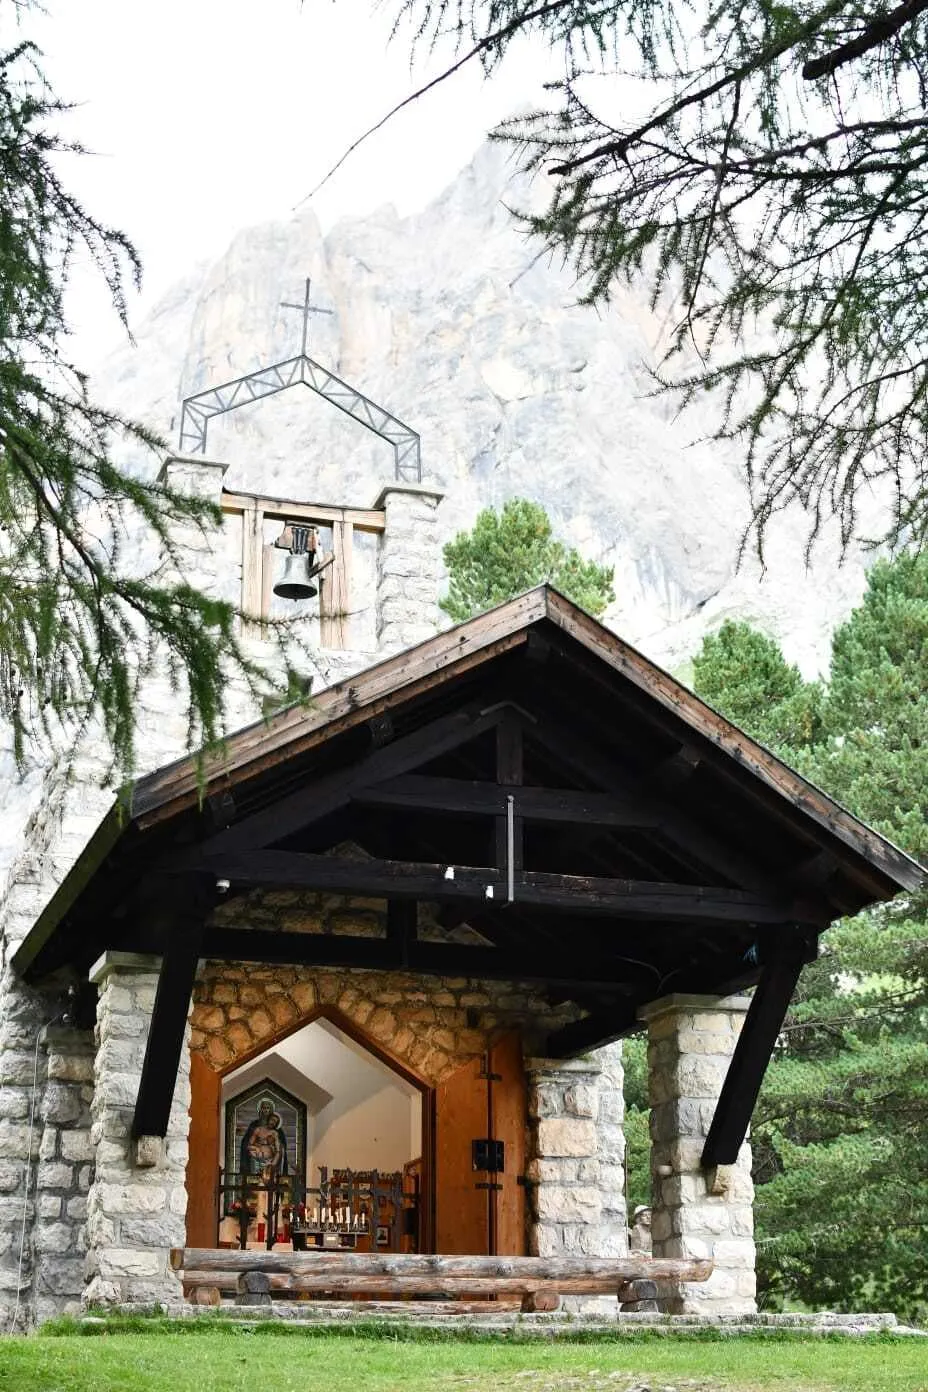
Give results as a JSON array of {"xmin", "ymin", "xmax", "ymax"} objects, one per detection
[{"xmin": 0, "ymin": 1330, "xmax": 925, "ymax": 1392}]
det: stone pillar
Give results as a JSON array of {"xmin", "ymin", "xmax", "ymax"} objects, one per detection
[
  {"xmin": 374, "ymin": 483, "xmax": 445, "ymax": 649},
  {"xmin": 156, "ymin": 456, "xmax": 229, "ymax": 600},
  {"xmin": 526, "ymin": 1056, "xmax": 626, "ymax": 1254},
  {"xmin": 33, "ymin": 1026, "xmax": 95, "ymax": 1324},
  {"xmin": 593, "ymin": 1042, "xmax": 628, "ymax": 1253},
  {"xmin": 639, "ymin": 994, "xmax": 756, "ymax": 1314},
  {"xmin": 84, "ymin": 954, "xmax": 189, "ymax": 1309},
  {"xmin": 157, "ymin": 454, "xmax": 228, "ymax": 504}
]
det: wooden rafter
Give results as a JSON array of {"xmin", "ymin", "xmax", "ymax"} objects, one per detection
[
  {"xmin": 190, "ymin": 702, "xmax": 510, "ymax": 859},
  {"xmin": 355, "ymin": 775, "xmax": 659, "ymax": 826}
]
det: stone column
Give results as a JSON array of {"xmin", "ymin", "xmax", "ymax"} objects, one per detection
[
  {"xmin": 526, "ymin": 1055, "xmax": 628, "ymax": 1316},
  {"xmin": 84, "ymin": 953, "xmax": 190, "ymax": 1309},
  {"xmin": 639, "ymin": 994, "xmax": 756, "ymax": 1315},
  {"xmin": 156, "ymin": 455, "xmax": 229, "ymax": 599},
  {"xmin": 374, "ymin": 483, "xmax": 445, "ymax": 649},
  {"xmin": 33, "ymin": 1026, "xmax": 95, "ymax": 1324},
  {"xmin": 157, "ymin": 455, "xmax": 228, "ymax": 504}
]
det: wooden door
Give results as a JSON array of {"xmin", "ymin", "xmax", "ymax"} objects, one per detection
[
  {"xmin": 186, "ymin": 1052, "xmax": 221, "ymax": 1247},
  {"xmin": 433, "ymin": 1033, "xmax": 527, "ymax": 1255},
  {"xmin": 434, "ymin": 1054, "xmax": 488, "ymax": 1253},
  {"xmin": 489, "ymin": 1032, "xmax": 527, "ymax": 1256}
]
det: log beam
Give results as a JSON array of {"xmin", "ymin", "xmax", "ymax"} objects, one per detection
[
  {"xmin": 355, "ymin": 775, "xmax": 658, "ymax": 826},
  {"xmin": 701, "ymin": 944, "xmax": 809, "ymax": 1167},
  {"xmin": 192, "ymin": 849, "xmax": 798, "ymax": 924},
  {"xmin": 132, "ymin": 876, "xmax": 215, "ymax": 1139},
  {"xmin": 194, "ymin": 926, "xmax": 639, "ymax": 993},
  {"xmin": 171, "ymin": 1249, "xmax": 712, "ymax": 1289}
]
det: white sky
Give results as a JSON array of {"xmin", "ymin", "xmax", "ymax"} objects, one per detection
[{"xmin": 15, "ymin": 0, "xmax": 559, "ymax": 363}]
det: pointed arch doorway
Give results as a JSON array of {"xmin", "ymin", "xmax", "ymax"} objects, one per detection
[
  {"xmin": 186, "ymin": 1008, "xmax": 527, "ymax": 1259},
  {"xmin": 186, "ymin": 1007, "xmax": 433, "ymax": 1254}
]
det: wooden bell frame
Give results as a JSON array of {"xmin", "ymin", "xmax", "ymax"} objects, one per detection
[{"xmin": 220, "ymin": 488, "xmax": 386, "ymax": 648}]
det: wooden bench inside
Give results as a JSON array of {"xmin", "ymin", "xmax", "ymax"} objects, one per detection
[{"xmin": 170, "ymin": 1249, "xmax": 713, "ymax": 1313}]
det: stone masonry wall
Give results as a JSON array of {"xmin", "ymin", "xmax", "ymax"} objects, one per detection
[
  {"xmin": 33, "ymin": 1027, "xmax": 95, "ymax": 1324},
  {"xmin": 192, "ymin": 961, "xmax": 581, "ymax": 1085},
  {"xmin": 375, "ymin": 483, "xmax": 445, "ymax": 649}
]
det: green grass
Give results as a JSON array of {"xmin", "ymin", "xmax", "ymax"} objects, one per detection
[{"xmin": 0, "ymin": 1330, "xmax": 925, "ymax": 1392}]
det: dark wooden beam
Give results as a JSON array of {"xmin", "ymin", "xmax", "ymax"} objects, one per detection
[
  {"xmin": 386, "ymin": 900, "xmax": 416, "ymax": 966},
  {"xmin": 196, "ymin": 926, "xmax": 639, "ymax": 992},
  {"xmin": 544, "ymin": 1000, "xmax": 643, "ymax": 1055},
  {"xmin": 700, "ymin": 945, "xmax": 808, "ymax": 1168},
  {"xmin": 496, "ymin": 710, "xmax": 523, "ymax": 887},
  {"xmin": 192, "ymin": 849, "xmax": 800, "ymax": 924},
  {"xmin": 132, "ymin": 876, "xmax": 215, "ymax": 1139},
  {"xmin": 189, "ymin": 702, "xmax": 511, "ymax": 860},
  {"xmin": 356, "ymin": 776, "xmax": 660, "ymax": 826},
  {"xmin": 525, "ymin": 712, "xmax": 791, "ymax": 898}
]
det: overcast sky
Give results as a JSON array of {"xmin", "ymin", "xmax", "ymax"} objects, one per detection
[{"xmin": 17, "ymin": 0, "xmax": 557, "ymax": 363}]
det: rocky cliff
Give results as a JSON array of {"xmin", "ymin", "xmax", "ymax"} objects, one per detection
[
  {"xmin": 0, "ymin": 140, "xmax": 877, "ymax": 869},
  {"xmin": 98, "ymin": 139, "xmax": 873, "ymax": 679}
]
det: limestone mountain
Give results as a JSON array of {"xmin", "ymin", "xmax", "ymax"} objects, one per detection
[
  {"xmin": 0, "ymin": 140, "xmax": 880, "ymax": 870},
  {"xmin": 97, "ymin": 140, "xmax": 873, "ymax": 681}
]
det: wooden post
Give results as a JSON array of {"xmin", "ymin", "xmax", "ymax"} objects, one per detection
[
  {"xmin": 320, "ymin": 520, "xmax": 352, "ymax": 648},
  {"xmin": 701, "ymin": 947, "xmax": 807, "ymax": 1167},
  {"xmin": 241, "ymin": 504, "xmax": 265, "ymax": 635},
  {"xmin": 131, "ymin": 876, "xmax": 216, "ymax": 1140}
]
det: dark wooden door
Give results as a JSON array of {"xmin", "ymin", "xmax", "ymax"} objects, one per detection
[{"xmin": 433, "ymin": 1032, "xmax": 526, "ymax": 1255}]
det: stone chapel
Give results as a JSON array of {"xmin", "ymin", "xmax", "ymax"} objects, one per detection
[{"xmin": 0, "ymin": 305, "xmax": 920, "ymax": 1328}]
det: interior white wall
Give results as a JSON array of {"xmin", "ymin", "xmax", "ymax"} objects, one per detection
[{"xmin": 220, "ymin": 1017, "xmax": 422, "ymax": 1183}]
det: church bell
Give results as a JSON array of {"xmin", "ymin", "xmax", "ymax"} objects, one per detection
[{"xmin": 273, "ymin": 524, "xmax": 318, "ymax": 601}]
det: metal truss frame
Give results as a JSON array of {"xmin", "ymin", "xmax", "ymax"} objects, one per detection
[{"xmin": 178, "ymin": 354, "xmax": 422, "ymax": 483}]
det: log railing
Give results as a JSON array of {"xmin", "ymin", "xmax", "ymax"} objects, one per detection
[{"xmin": 170, "ymin": 1249, "xmax": 712, "ymax": 1313}]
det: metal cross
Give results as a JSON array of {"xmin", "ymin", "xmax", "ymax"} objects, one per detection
[{"xmin": 280, "ymin": 277, "xmax": 334, "ymax": 357}]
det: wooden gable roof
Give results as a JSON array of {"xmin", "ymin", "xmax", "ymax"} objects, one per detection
[
  {"xmin": 15, "ymin": 587, "xmax": 921, "ymax": 997},
  {"xmin": 15, "ymin": 587, "xmax": 922, "ymax": 1163}
]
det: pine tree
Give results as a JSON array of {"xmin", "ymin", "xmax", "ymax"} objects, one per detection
[
  {"xmin": 691, "ymin": 560, "xmax": 928, "ymax": 1320},
  {"xmin": 692, "ymin": 621, "xmax": 822, "ymax": 755},
  {"xmin": 378, "ymin": 0, "xmax": 928, "ymax": 552},
  {"xmin": 0, "ymin": 27, "xmax": 280, "ymax": 775},
  {"xmin": 440, "ymin": 497, "xmax": 614, "ymax": 622}
]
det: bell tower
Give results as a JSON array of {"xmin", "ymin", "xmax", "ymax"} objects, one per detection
[{"xmin": 158, "ymin": 278, "xmax": 444, "ymax": 656}]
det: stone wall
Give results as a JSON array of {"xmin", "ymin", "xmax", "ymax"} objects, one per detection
[
  {"xmin": 375, "ymin": 483, "xmax": 445, "ymax": 649},
  {"xmin": 33, "ymin": 1027, "xmax": 95, "ymax": 1324},
  {"xmin": 192, "ymin": 960, "xmax": 582, "ymax": 1085}
]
